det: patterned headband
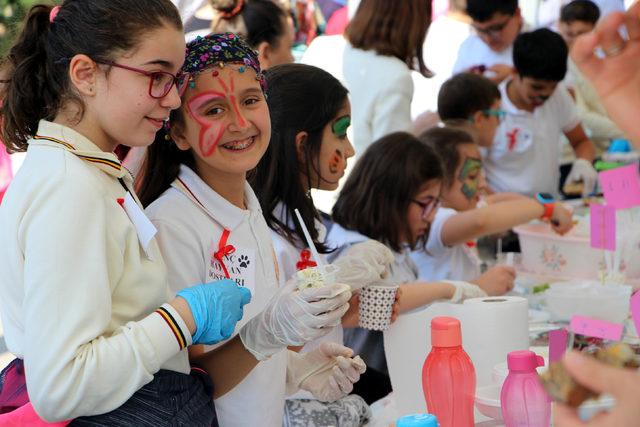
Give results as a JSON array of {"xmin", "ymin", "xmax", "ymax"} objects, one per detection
[{"xmin": 179, "ymin": 32, "xmax": 264, "ymax": 92}]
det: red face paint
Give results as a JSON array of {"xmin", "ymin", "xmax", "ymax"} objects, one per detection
[
  {"xmin": 185, "ymin": 75, "xmax": 247, "ymax": 157},
  {"xmin": 187, "ymin": 91, "xmax": 227, "ymax": 157},
  {"xmin": 327, "ymin": 149, "xmax": 345, "ymax": 179}
]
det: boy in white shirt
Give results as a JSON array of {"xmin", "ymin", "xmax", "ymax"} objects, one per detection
[
  {"xmin": 453, "ymin": 0, "xmax": 523, "ymax": 84},
  {"xmin": 484, "ymin": 28, "xmax": 597, "ymax": 197}
]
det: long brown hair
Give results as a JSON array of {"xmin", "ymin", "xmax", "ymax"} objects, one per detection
[
  {"xmin": 0, "ymin": 0, "xmax": 182, "ymax": 153},
  {"xmin": 345, "ymin": 0, "xmax": 432, "ymax": 77},
  {"xmin": 332, "ymin": 132, "xmax": 443, "ymax": 252}
]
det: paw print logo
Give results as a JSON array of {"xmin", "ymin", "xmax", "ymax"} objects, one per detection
[{"xmin": 238, "ymin": 255, "xmax": 250, "ymax": 269}]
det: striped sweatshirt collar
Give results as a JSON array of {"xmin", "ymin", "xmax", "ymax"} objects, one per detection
[{"xmin": 29, "ymin": 120, "xmax": 130, "ymax": 181}]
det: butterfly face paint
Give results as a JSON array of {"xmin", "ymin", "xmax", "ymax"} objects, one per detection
[
  {"xmin": 185, "ymin": 72, "xmax": 252, "ymax": 157},
  {"xmin": 458, "ymin": 157, "xmax": 483, "ymax": 200}
]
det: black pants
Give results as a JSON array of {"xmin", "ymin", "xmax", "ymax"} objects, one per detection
[
  {"xmin": 71, "ymin": 369, "xmax": 217, "ymax": 427},
  {"xmin": 350, "ymin": 367, "xmax": 392, "ymax": 405}
]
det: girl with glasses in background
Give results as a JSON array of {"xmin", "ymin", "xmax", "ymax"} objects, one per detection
[{"xmin": 326, "ymin": 131, "xmax": 495, "ymax": 404}]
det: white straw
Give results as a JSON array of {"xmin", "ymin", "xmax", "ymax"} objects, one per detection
[{"xmin": 294, "ymin": 208, "xmax": 326, "ymax": 269}]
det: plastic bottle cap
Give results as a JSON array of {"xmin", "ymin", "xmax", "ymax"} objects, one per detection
[
  {"xmin": 396, "ymin": 413, "xmax": 439, "ymax": 427},
  {"xmin": 431, "ymin": 316, "xmax": 462, "ymax": 347},
  {"xmin": 507, "ymin": 350, "xmax": 545, "ymax": 372}
]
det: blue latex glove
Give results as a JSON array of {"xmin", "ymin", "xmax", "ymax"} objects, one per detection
[{"xmin": 177, "ymin": 279, "xmax": 252, "ymax": 345}]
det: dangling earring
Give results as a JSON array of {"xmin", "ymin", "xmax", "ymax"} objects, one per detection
[{"xmin": 163, "ymin": 120, "xmax": 171, "ymax": 141}]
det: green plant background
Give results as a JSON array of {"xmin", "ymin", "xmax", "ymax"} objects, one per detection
[{"xmin": 0, "ymin": 0, "xmax": 47, "ymax": 56}]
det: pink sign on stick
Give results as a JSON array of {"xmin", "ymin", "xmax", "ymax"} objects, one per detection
[
  {"xmin": 549, "ymin": 328, "xmax": 569, "ymax": 363},
  {"xmin": 631, "ymin": 292, "xmax": 640, "ymax": 339},
  {"xmin": 598, "ymin": 164, "xmax": 640, "ymax": 209},
  {"xmin": 570, "ymin": 315, "xmax": 624, "ymax": 341},
  {"xmin": 590, "ymin": 203, "xmax": 616, "ymax": 251}
]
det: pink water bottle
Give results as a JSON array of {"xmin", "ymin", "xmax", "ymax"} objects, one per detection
[
  {"xmin": 422, "ymin": 316, "xmax": 475, "ymax": 427},
  {"xmin": 500, "ymin": 350, "xmax": 550, "ymax": 427}
]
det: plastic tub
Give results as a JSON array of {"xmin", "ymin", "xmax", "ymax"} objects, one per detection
[
  {"xmin": 514, "ymin": 222, "xmax": 640, "ymax": 281},
  {"xmin": 545, "ymin": 281, "xmax": 632, "ymax": 323}
]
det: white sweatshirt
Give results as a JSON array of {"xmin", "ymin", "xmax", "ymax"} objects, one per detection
[{"xmin": 0, "ymin": 121, "xmax": 191, "ymax": 421}]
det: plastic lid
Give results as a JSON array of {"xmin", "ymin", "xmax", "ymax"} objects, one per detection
[
  {"xmin": 396, "ymin": 413, "xmax": 439, "ymax": 427},
  {"xmin": 431, "ymin": 316, "xmax": 462, "ymax": 347},
  {"xmin": 507, "ymin": 350, "xmax": 545, "ymax": 372}
]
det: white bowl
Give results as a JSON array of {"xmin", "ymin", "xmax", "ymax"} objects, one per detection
[
  {"xmin": 475, "ymin": 383, "xmax": 615, "ymax": 422},
  {"xmin": 545, "ymin": 281, "xmax": 631, "ymax": 323},
  {"xmin": 475, "ymin": 384, "xmax": 503, "ymax": 421}
]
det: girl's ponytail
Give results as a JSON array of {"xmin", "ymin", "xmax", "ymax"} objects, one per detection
[{"xmin": 2, "ymin": 5, "xmax": 57, "ymax": 152}]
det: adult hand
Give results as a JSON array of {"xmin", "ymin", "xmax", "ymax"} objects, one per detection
[
  {"xmin": 176, "ymin": 279, "xmax": 252, "ymax": 345},
  {"xmin": 472, "ymin": 265, "xmax": 515, "ymax": 296},
  {"xmin": 571, "ymin": 2, "xmax": 640, "ymax": 146},
  {"xmin": 553, "ymin": 350, "xmax": 640, "ymax": 426},
  {"xmin": 239, "ymin": 279, "xmax": 351, "ymax": 360}
]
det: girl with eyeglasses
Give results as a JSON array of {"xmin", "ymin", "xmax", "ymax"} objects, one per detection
[
  {"xmin": 0, "ymin": 1, "xmax": 248, "ymax": 424},
  {"xmin": 410, "ymin": 126, "xmax": 573, "ymax": 288},
  {"xmin": 327, "ymin": 131, "xmax": 492, "ymax": 403}
]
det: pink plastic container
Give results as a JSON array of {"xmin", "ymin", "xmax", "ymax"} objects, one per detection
[
  {"xmin": 500, "ymin": 350, "xmax": 550, "ymax": 427},
  {"xmin": 422, "ymin": 317, "xmax": 475, "ymax": 427},
  {"xmin": 514, "ymin": 222, "xmax": 640, "ymax": 280}
]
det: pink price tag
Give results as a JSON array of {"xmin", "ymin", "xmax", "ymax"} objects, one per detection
[
  {"xmin": 549, "ymin": 328, "xmax": 569, "ymax": 363},
  {"xmin": 570, "ymin": 315, "xmax": 624, "ymax": 341},
  {"xmin": 598, "ymin": 164, "xmax": 640, "ymax": 209},
  {"xmin": 631, "ymin": 292, "xmax": 640, "ymax": 338},
  {"xmin": 590, "ymin": 203, "xmax": 616, "ymax": 251}
]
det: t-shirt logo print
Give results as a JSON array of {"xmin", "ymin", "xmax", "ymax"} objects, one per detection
[{"xmin": 238, "ymin": 255, "xmax": 250, "ymax": 269}]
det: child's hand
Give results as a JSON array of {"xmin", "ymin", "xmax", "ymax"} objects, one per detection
[
  {"xmin": 472, "ymin": 265, "xmax": 515, "ymax": 296},
  {"xmin": 341, "ymin": 293, "xmax": 360, "ymax": 328},
  {"xmin": 550, "ymin": 203, "xmax": 574, "ymax": 235}
]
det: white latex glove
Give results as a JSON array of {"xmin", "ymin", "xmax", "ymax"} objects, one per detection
[
  {"xmin": 444, "ymin": 280, "xmax": 488, "ymax": 303},
  {"xmin": 332, "ymin": 240, "xmax": 395, "ymax": 291},
  {"xmin": 566, "ymin": 158, "xmax": 598, "ymax": 197},
  {"xmin": 286, "ymin": 342, "xmax": 367, "ymax": 402},
  {"xmin": 239, "ymin": 279, "xmax": 351, "ymax": 361}
]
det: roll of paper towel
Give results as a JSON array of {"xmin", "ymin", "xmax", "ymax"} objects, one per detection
[
  {"xmin": 384, "ymin": 297, "xmax": 529, "ymax": 417},
  {"xmin": 458, "ymin": 296, "xmax": 529, "ymax": 387}
]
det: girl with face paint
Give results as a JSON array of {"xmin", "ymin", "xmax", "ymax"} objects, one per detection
[
  {"xmin": 251, "ymin": 63, "xmax": 394, "ymax": 422},
  {"xmin": 138, "ymin": 34, "xmax": 364, "ymax": 427},
  {"xmin": 410, "ymin": 126, "xmax": 574, "ymax": 291}
]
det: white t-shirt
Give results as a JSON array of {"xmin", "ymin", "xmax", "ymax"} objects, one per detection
[
  {"xmin": 452, "ymin": 34, "xmax": 514, "ymax": 75},
  {"xmin": 483, "ymin": 79, "xmax": 580, "ymax": 197},
  {"xmin": 410, "ymin": 207, "xmax": 482, "ymax": 282},
  {"xmin": 146, "ymin": 165, "xmax": 287, "ymax": 427}
]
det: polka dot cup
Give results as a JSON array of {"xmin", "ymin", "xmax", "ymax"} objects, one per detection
[{"xmin": 359, "ymin": 285, "xmax": 398, "ymax": 331}]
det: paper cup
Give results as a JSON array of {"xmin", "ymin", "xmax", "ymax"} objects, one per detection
[{"xmin": 359, "ymin": 284, "xmax": 398, "ymax": 331}]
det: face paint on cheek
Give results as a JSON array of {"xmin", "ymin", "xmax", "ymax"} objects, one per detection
[
  {"xmin": 187, "ymin": 91, "xmax": 228, "ymax": 157},
  {"xmin": 217, "ymin": 75, "xmax": 246, "ymax": 128},
  {"xmin": 328, "ymin": 149, "xmax": 344, "ymax": 175},
  {"xmin": 458, "ymin": 157, "xmax": 483, "ymax": 200}
]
